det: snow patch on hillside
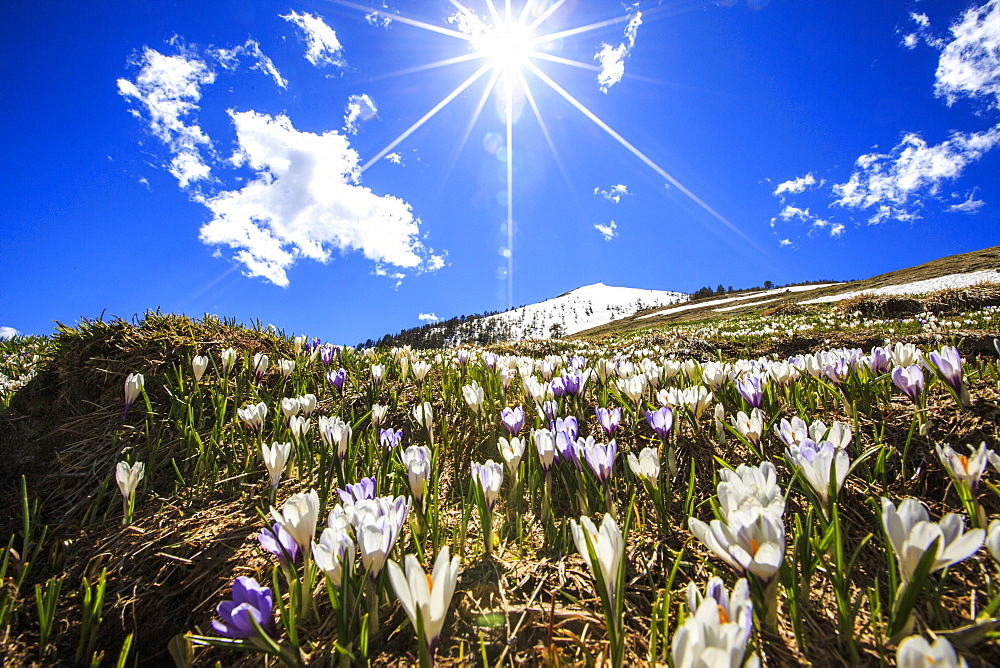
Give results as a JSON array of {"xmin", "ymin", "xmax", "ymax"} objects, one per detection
[
  {"xmin": 799, "ymin": 270, "xmax": 1000, "ymax": 304},
  {"xmin": 639, "ymin": 283, "xmax": 841, "ymax": 320}
]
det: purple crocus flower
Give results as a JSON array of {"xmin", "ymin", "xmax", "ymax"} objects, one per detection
[
  {"xmin": 540, "ymin": 400, "xmax": 559, "ymax": 423},
  {"xmin": 212, "ymin": 576, "xmax": 275, "ymax": 639},
  {"xmin": 823, "ymin": 358, "xmax": 850, "ymax": 389},
  {"xmin": 646, "ymin": 407, "xmax": 674, "ymax": 439},
  {"xmin": 570, "ymin": 356, "xmax": 587, "ymax": 370},
  {"xmin": 892, "ymin": 365, "xmax": 924, "ymax": 404},
  {"xmin": 456, "ymin": 350, "xmax": 471, "ymax": 366},
  {"xmin": 258, "ymin": 523, "xmax": 300, "ymax": 563},
  {"xmin": 868, "ymin": 346, "xmax": 892, "ymax": 374},
  {"xmin": 555, "ymin": 430, "xmax": 581, "ymax": 469},
  {"xmin": 482, "ymin": 352, "xmax": 498, "ymax": 369},
  {"xmin": 595, "ymin": 406, "xmax": 621, "ymax": 436},
  {"xmin": 929, "ymin": 346, "xmax": 967, "ymax": 399},
  {"xmin": 327, "ymin": 368, "xmax": 348, "ymax": 393},
  {"xmin": 551, "ymin": 376, "xmax": 568, "ymax": 398},
  {"xmin": 320, "ymin": 343, "xmax": 336, "ymax": 366},
  {"xmin": 583, "ymin": 439, "xmax": 617, "ymax": 484},
  {"xmin": 554, "ymin": 416, "xmax": 579, "ymax": 440},
  {"xmin": 736, "ymin": 375, "xmax": 764, "ymax": 409},
  {"xmin": 500, "ymin": 406, "xmax": 526, "ymax": 435},
  {"xmin": 339, "ymin": 477, "xmax": 377, "ymax": 505},
  {"xmin": 380, "ymin": 428, "xmax": 403, "ymax": 450}
]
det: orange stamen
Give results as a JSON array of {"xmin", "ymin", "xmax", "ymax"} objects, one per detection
[
  {"xmin": 717, "ymin": 604, "xmax": 729, "ymax": 624},
  {"xmin": 749, "ymin": 538, "xmax": 760, "ymax": 556}
]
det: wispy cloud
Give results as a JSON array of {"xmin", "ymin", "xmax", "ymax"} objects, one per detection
[
  {"xmin": 773, "ymin": 172, "xmax": 821, "ymax": 196},
  {"xmin": 0, "ymin": 326, "xmax": 20, "ymax": 339},
  {"xmin": 595, "ymin": 5, "xmax": 642, "ymax": 93},
  {"xmin": 934, "ymin": 0, "xmax": 1000, "ymax": 108},
  {"xmin": 199, "ymin": 111, "xmax": 441, "ymax": 287},
  {"xmin": 282, "ymin": 11, "xmax": 345, "ymax": 69},
  {"xmin": 594, "ymin": 220, "xmax": 618, "ymax": 241},
  {"xmin": 594, "ymin": 183, "xmax": 630, "ymax": 203},
  {"xmin": 212, "ymin": 39, "xmax": 287, "ymax": 89},
  {"xmin": 418, "ymin": 313, "xmax": 439, "ymax": 322},
  {"xmin": 343, "ymin": 94, "xmax": 378, "ymax": 134},
  {"xmin": 117, "ymin": 45, "xmax": 215, "ymax": 188},
  {"xmin": 384, "ymin": 152, "xmax": 403, "ymax": 165}
]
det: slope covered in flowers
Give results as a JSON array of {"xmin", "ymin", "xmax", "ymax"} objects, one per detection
[{"xmin": 1, "ymin": 303, "xmax": 1000, "ymax": 666}]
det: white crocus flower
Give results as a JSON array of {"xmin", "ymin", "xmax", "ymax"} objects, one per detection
[
  {"xmin": 412, "ymin": 360, "xmax": 431, "ymax": 383},
  {"xmin": 498, "ymin": 436, "xmax": 525, "ymax": 478},
  {"xmin": 533, "ymin": 429, "xmax": 556, "ymax": 471},
  {"xmin": 472, "ymin": 460, "xmax": 504, "ymax": 509},
  {"xmin": 297, "ymin": 393, "xmax": 317, "ymax": 416},
  {"xmin": 371, "ymin": 364, "xmax": 385, "ymax": 385},
  {"xmin": 672, "ymin": 577, "xmax": 758, "ymax": 668},
  {"xmin": 271, "ymin": 490, "xmax": 320, "ymax": 552},
  {"xmin": 220, "ymin": 347, "xmax": 238, "ymax": 372},
  {"xmin": 570, "ymin": 513, "xmax": 624, "ymax": 604},
  {"xmin": 881, "ymin": 497, "xmax": 984, "ymax": 583},
  {"xmin": 701, "ymin": 362, "xmax": 727, "ymax": 390},
  {"xmin": 891, "ymin": 342, "xmax": 923, "ymax": 368},
  {"xmin": 462, "ymin": 382, "xmax": 485, "ymax": 414},
  {"xmin": 986, "ymin": 519, "xmax": 1000, "ymax": 564},
  {"xmin": 717, "ymin": 462, "xmax": 785, "ymax": 518},
  {"xmin": 731, "ymin": 409, "xmax": 764, "ymax": 446},
  {"xmin": 896, "ymin": 635, "xmax": 967, "ymax": 668},
  {"xmin": 260, "ymin": 442, "xmax": 291, "ymax": 489},
  {"xmin": 402, "ymin": 445, "xmax": 432, "ymax": 505},
  {"xmin": 387, "ymin": 546, "xmax": 461, "ymax": 656},
  {"xmin": 683, "ymin": 385, "xmax": 714, "ymax": 419},
  {"xmin": 688, "ymin": 506, "xmax": 785, "ymax": 582},
  {"xmin": 313, "ymin": 526, "xmax": 355, "ymax": 586},
  {"xmin": 289, "ymin": 416, "xmax": 310, "ymax": 443},
  {"xmin": 123, "ymin": 372, "xmax": 144, "ymax": 417},
  {"xmin": 319, "ymin": 416, "xmax": 352, "ymax": 459},
  {"xmin": 279, "ymin": 359, "xmax": 295, "ymax": 378},
  {"xmin": 191, "ymin": 355, "xmax": 208, "ymax": 382},
  {"xmin": 237, "ymin": 402, "xmax": 268, "ymax": 432},
  {"xmin": 935, "ymin": 442, "xmax": 992, "ymax": 491},
  {"xmin": 280, "ymin": 397, "xmax": 300, "ymax": 420},
  {"xmin": 412, "ymin": 401, "xmax": 434, "ymax": 438},
  {"xmin": 627, "ymin": 447, "xmax": 660, "ymax": 486},
  {"xmin": 252, "ymin": 353, "xmax": 270, "ymax": 380},
  {"xmin": 370, "ymin": 403, "xmax": 388, "ymax": 427},
  {"xmin": 116, "ymin": 461, "xmax": 145, "ymax": 500},
  {"xmin": 616, "ymin": 375, "xmax": 646, "ymax": 405},
  {"xmin": 785, "ymin": 439, "xmax": 850, "ymax": 507}
]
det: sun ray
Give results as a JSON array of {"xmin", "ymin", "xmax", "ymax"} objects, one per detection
[
  {"xmin": 532, "ymin": 15, "xmax": 631, "ymax": 46},
  {"xmin": 368, "ymin": 53, "xmax": 484, "ymax": 81},
  {"xmin": 515, "ymin": 0, "xmax": 535, "ymax": 27},
  {"xmin": 334, "ymin": 0, "xmax": 473, "ymax": 41},
  {"xmin": 526, "ymin": 0, "xmax": 568, "ymax": 34},
  {"xmin": 529, "ymin": 51, "xmax": 601, "ymax": 72},
  {"xmin": 505, "ymin": 68, "xmax": 514, "ymax": 309},
  {"xmin": 516, "ymin": 67, "xmax": 579, "ymax": 210},
  {"xmin": 438, "ymin": 68, "xmax": 503, "ymax": 190},
  {"xmin": 361, "ymin": 63, "xmax": 493, "ymax": 172},
  {"xmin": 526, "ymin": 61, "xmax": 758, "ymax": 247}
]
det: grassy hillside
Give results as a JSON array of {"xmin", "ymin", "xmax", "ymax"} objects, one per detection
[{"xmin": 1, "ymin": 251, "xmax": 1000, "ymax": 666}]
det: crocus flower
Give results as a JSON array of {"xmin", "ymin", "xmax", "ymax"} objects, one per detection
[
  {"xmin": 896, "ymin": 635, "xmax": 967, "ymax": 668},
  {"xmin": 387, "ymin": 546, "xmax": 461, "ymax": 658},
  {"xmin": 116, "ymin": 461, "xmax": 145, "ymax": 500},
  {"xmin": 595, "ymin": 406, "xmax": 621, "ymax": 436},
  {"xmin": 238, "ymin": 402, "xmax": 268, "ymax": 432},
  {"xmin": 533, "ymin": 429, "xmax": 556, "ymax": 472},
  {"xmin": 297, "ymin": 393, "xmax": 317, "ymax": 416},
  {"xmin": 278, "ymin": 359, "xmax": 295, "ymax": 378},
  {"xmin": 358, "ymin": 514, "xmax": 400, "ymax": 579},
  {"xmin": 412, "ymin": 361, "xmax": 431, "ymax": 383},
  {"xmin": 371, "ymin": 364, "xmax": 385, "ymax": 388},
  {"xmin": 570, "ymin": 514, "xmax": 624, "ymax": 605},
  {"xmin": 688, "ymin": 505, "xmax": 785, "ymax": 582},
  {"xmin": 327, "ymin": 368, "xmax": 348, "ymax": 393},
  {"xmin": 320, "ymin": 343, "xmax": 337, "ymax": 366},
  {"xmin": 123, "ymin": 373, "xmax": 144, "ymax": 419},
  {"xmin": 289, "ymin": 416, "xmax": 310, "ymax": 443},
  {"xmin": 313, "ymin": 526, "xmax": 355, "ymax": 586},
  {"xmin": 371, "ymin": 403, "xmax": 388, "ymax": 427},
  {"xmin": 192, "ymin": 355, "xmax": 208, "ymax": 382},
  {"xmin": 785, "ymin": 439, "xmax": 850, "ymax": 507},
  {"xmin": 892, "ymin": 364, "xmax": 925, "ymax": 404},
  {"xmin": 881, "ymin": 497, "xmax": 984, "ymax": 583},
  {"xmin": 627, "ymin": 447, "xmax": 660, "ymax": 486},
  {"xmin": 498, "ymin": 436, "xmax": 525, "ymax": 478},
  {"xmin": 271, "ymin": 489, "xmax": 320, "ymax": 553},
  {"xmin": 935, "ymin": 442, "xmax": 992, "ymax": 492},
  {"xmin": 280, "ymin": 397, "xmax": 299, "ymax": 420},
  {"xmin": 462, "ymin": 382, "xmax": 484, "ymax": 413},
  {"xmin": 472, "ymin": 460, "xmax": 504, "ymax": 509},
  {"xmin": 553, "ymin": 416, "xmax": 579, "ymax": 440},
  {"xmin": 672, "ymin": 577, "xmax": 757, "ymax": 668},
  {"xmin": 500, "ymin": 406, "xmax": 526, "ymax": 435},
  {"xmin": 582, "ymin": 439, "xmax": 617, "ymax": 484},
  {"xmin": 252, "ymin": 353, "xmax": 269, "ymax": 382},
  {"xmin": 339, "ymin": 477, "xmax": 377, "ymax": 505},
  {"xmin": 736, "ymin": 375, "xmax": 764, "ymax": 409},
  {"xmin": 928, "ymin": 345, "xmax": 970, "ymax": 406},
  {"xmin": 380, "ymin": 428, "xmax": 403, "ymax": 450},
  {"xmin": 891, "ymin": 342, "xmax": 923, "ymax": 368},
  {"xmin": 261, "ymin": 442, "xmax": 291, "ymax": 489},
  {"xmin": 616, "ymin": 375, "xmax": 646, "ymax": 405},
  {"xmin": 682, "ymin": 385, "xmax": 714, "ymax": 419},
  {"xmin": 402, "ymin": 445, "xmax": 432, "ymax": 507},
  {"xmin": 868, "ymin": 346, "xmax": 892, "ymax": 374},
  {"xmin": 701, "ymin": 362, "xmax": 728, "ymax": 390},
  {"xmin": 646, "ymin": 407, "xmax": 674, "ymax": 440},
  {"xmin": 717, "ymin": 462, "xmax": 785, "ymax": 518},
  {"xmin": 258, "ymin": 522, "xmax": 300, "ymax": 563},
  {"xmin": 319, "ymin": 416, "xmax": 352, "ymax": 459},
  {"xmin": 731, "ymin": 409, "xmax": 764, "ymax": 447},
  {"xmin": 483, "ymin": 352, "xmax": 498, "ymax": 369},
  {"xmin": 212, "ymin": 576, "xmax": 275, "ymax": 639},
  {"xmin": 986, "ymin": 519, "xmax": 1000, "ymax": 564},
  {"xmin": 220, "ymin": 348, "xmax": 238, "ymax": 373}
]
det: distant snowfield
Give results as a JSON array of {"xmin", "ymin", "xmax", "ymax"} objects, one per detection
[
  {"xmin": 480, "ymin": 283, "xmax": 687, "ymax": 339},
  {"xmin": 638, "ymin": 283, "xmax": 841, "ymax": 320},
  {"xmin": 799, "ymin": 269, "xmax": 1000, "ymax": 304}
]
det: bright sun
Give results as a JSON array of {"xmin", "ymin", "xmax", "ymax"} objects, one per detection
[{"xmin": 473, "ymin": 21, "xmax": 535, "ymax": 72}]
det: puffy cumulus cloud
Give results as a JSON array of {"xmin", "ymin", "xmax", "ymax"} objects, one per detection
[
  {"xmin": 595, "ymin": 6, "xmax": 642, "ymax": 93},
  {"xmin": 594, "ymin": 220, "xmax": 618, "ymax": 241},
  {"xmin": 418, "ymin": 313, "xmax": 439, "ymax": 322},
  {"xmin": 199, "ymin": 111, "xmax": 440, "ymax": 287},
  {"xmin": 117, "ymin": 46, "xmax": 215, "ymax": 188},
  {"xmin": 594, "ymin": 183, "xmax": 630, "ymax": 203},
  {"xmin": 0, "ymin": 326, "xmax": 21, "ymax": 339},
  {"xmin": 282, "ymin": 11, "xmax": 345, "ymax": 69},
  {"xmin": 211, "ymin": 39, "xmax": 287, "ymax": 88},
  {"xmin": 344, "ymin": 94, "xmax": 378, "ymax": 134},
  {"xmin": 935, "ymin": 0, "xmax": 1000, "ymax": 108},
  {"xmin": 832, "ymin": 125, "xmax": 1000, "ymax": 222},
  {"xmin": 773, "ymin": 172, "xmax": 821, "ymax": 196}
]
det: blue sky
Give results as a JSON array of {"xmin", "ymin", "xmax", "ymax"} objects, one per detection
[{"xmin": 3, "ymin": 0, "xmax": 1000, "ymax": 344}]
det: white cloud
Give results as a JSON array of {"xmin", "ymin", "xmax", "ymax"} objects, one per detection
[
  {"xmin": 949, "ymin": 191, "xmax": 986, "ymax": 212},
  {"xmin": 282, "ymin": 11, "xmax": 345, "ymax": 69},
  {"xmin": 211, "ymin": 39, "xmax": 287, "ymax": 89},
  {"xmin": 384, "ymin": 152, "xmax": 403, "ymax": 165},
  {"xmin": 832, "ymin": 125, "xmax": 1000, "ymax": 222},
  {"xmin": 366, "ymin": 11, "xmax": 392, "ymax": 28},
  {"xmin": 777, "ymin": 205, "xmax": 812, "ymax": 221},
  {"xmin": 935, "ymin": 0, "xmax": 1000, "ymax": 107},
  {"xmin": 595, "ymin": 6, "xmax": 642, "ymax": 93},
  {"xmin": 199, "ymin": 111, "xmax": 441, "ymax": 286},
  {"xmin": 117, "ymin": 46, "xmax": 215, "ymax": 187},
  {"xmin": 778, "ymin": 238, "xmax": 792, "ymax": 247},
  {"xmin": 0, "ymin": 326, "xmax": 20, "ymax": 339},
  {"xmin": 594, "ymin": 183, "xmax": 630, "ymax": 203},
  {"xmin": 594, "ymin": 220, "xmax": 618, "ymax": 241},
  {"xmin": 902, "ymin": 33, "xmax": 920, "ymax": 49},
  {"xmin": 418, "ymin": 313, "xmax": 439, "ymax": 322},
  {"xmin": 344, "ymin": 94, "xmax": 378, "ymax": 134},
  {"xmin": 912, "ymin": 12, "xmax": 931, "ymax": 29},
  {"xmin": 773, "ymin": 172, "xmax": 821, "ymax": 196}
]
